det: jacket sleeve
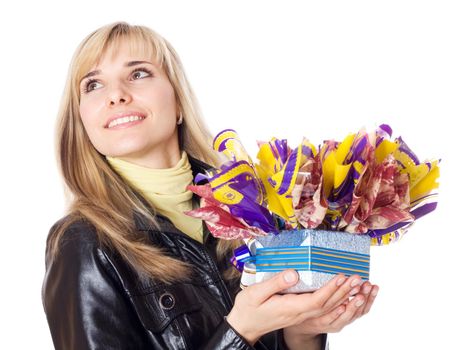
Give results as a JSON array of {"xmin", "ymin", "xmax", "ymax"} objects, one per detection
[
  {"xmin": 198, "ymin": 317, "xmax": 328, "ymax": 350},
  {"xmin": 41, "ymin": 223, "xmax": 150, "ymax": 350},
  {"xmin": 278, "ymin": 331, "xmax": 329, "ymax": 350},
  {"xmin": 199, "ymin": 281, "xmax": 329, "ymax": 350},
  {"xmin": 203, "ymin": 253, "xmax": 326, "ymax": 349},
  {"xmin": 198, "ymin": 317, "xmax": 259, "ymax": 350}
]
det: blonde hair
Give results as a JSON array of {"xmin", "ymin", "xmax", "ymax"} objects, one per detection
[{"xmin": 48, "ymin": 21, "xmax": 241, "ymax": 283}]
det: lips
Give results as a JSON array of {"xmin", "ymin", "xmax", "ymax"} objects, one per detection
[{"xmin": 104, "ymin": 111, "xmax": 147, "ymax": 128}]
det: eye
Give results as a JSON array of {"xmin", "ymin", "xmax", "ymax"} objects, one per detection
[
  {"xmin": 82, "ymin": 79, "xmax": 102, "ymax": 94},
  {"xmin": 131, "ymin": 67, "xmax": 152, "ymax": 80},
  {"xmin": 81, "ymin": 67, "xmax": 153, "ymax": 94}
]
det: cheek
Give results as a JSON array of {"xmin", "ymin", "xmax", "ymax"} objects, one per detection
[
  {"xmin": 142, "ymin": 83, "xmax": 177, "ymax": 113},
  {"xmin": 78, "ymin": 102, "xmax": 104, "ymax": 151},
  {"xmin": 79, "ymin": 101, "xmax": 99, "ymax": 131}
]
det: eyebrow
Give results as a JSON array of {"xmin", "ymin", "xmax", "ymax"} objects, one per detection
[{"xmin": 79, "ymin": 60, "xmax": 153, "ymax": 84}]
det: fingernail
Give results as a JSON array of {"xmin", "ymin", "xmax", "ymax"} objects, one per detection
[
  {"xmin": 284, "ymin": 271, "xmax": 297, "ymax": 283},
  {"xmin": 355, "ymin": 299, "xmax": 365, "ymax": 307},
  {"xmin": 363, "ymin": 285, "xmax": 372, "ymax": 294},
  {"xmin": 349, "ymin": 287, "xmax": 360, "ymax": 296},
  {"xmin": 372, "ymin": 287, "xmax": 379, "ymax": 296},
  {"xmin": 351, "ymin": 278, "xmax": 361, "ymax": 288},
  {"xmin": 336, "ymin": 277, "xmax": 346, "ymax": 286}
]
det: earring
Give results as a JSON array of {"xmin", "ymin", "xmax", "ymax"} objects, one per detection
[{"xmin": 177, "ymin": 112, "xmax": 183, "ymax": 125}]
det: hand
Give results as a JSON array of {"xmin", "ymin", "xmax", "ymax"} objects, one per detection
[
  {"xmin": 225, "ymin": 270, "xmax": 365, "ymax": 346},
  {"xmin": 282, "ymin": 280, "xmax": 379, "ymax": 349}
]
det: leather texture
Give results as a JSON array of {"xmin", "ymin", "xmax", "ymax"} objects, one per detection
[{"xmin": 42, "ymin": 155, "xmax": 328, "ymax": 349}]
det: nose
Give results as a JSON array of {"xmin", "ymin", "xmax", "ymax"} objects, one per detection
[{"xmin": 106, "ymin": 83, "xmax": 132, "ymax": 106}]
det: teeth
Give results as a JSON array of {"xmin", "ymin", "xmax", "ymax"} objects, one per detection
[{"xmin": 108, "ymin": 115, "xmax": 144, "ymax": 128}]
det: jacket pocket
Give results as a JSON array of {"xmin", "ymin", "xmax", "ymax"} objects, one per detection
[{"xmin": 131, "ymin": 283, "xmax": 203, "ymax": 333}]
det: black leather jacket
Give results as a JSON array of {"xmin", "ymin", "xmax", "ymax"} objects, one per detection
[{"xmin": 42, "ymin": 156, "xmax": 328, "ymax": 349}]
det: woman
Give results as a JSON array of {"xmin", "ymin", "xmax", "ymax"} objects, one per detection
[{"xmin": 42, "ymin": 21, "xmax": 379, "ymax": 350}]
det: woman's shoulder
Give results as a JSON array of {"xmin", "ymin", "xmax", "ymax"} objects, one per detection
[
  {"xmin": 44, "ymin": 214, "xmax": 134, "ymax": 287},
  {"xmin": 47, "ymin": 214, "xmax": 98, "ymax": 248},
  {"xmin": 44, "ymin": 214, "xmax": 106, "ymax": 271},
  {"xmin": 43, "ymin": 214, "xmax": 120, "ymax": 294}
]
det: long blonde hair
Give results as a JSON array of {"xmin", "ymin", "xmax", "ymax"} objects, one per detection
[{"xmin": 48, "ymin": 21, "xmax": 240, "ymax": 283}]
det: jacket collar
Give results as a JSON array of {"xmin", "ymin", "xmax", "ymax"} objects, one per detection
[{"xmin": 133, "ymin": 153, "xmax": 214, "ymax": 235}]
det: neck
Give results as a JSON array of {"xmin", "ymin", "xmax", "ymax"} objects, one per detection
[{"xmin": 116, "ymin": 141, "xmax": 182, "ymax": 169}]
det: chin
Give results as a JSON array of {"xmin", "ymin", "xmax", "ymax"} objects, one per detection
[{"xmin": 103, "ymin": 140, "xmax": 152, "ymax": 157}]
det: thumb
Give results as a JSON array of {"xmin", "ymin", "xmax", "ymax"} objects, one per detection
[{"xmin": 249, "ymin": 269, "xmax": 299, "ymax": 304}]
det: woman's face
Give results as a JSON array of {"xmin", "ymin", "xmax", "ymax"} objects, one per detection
[{"xmin": 78, "ymin": 42, "xmax": 180, "ymax": 168}]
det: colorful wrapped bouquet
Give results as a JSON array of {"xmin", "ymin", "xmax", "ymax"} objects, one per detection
[{"xmin": 185, "ymin": 124, "xmax": 440, "ymax": 292}]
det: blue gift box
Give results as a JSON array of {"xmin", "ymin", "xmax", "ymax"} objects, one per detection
[{"xmin": 239, "ymin": 229, "xmax": 371, "ymax": 293}]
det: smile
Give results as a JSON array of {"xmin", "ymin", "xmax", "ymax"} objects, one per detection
[{"xmin": 107, "ymin": 115, "xmax": 145, "ymax": 129}]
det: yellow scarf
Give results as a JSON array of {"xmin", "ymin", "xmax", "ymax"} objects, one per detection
[{"xmin": 106, "ymin": 151, "xmax": 203, "ymax": 243}]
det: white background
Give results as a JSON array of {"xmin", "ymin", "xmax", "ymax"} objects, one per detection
[{"xmin": 0, "ymin": 0, "xmax": 468, "ymax": 349}]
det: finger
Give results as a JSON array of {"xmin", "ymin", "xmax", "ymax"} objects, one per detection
[
  {"xmin": 338, "ymin": 288, "xmax": 359, "ymax": 307},
  {"xmin": 247, "ymin": 269, "xmax": 299, "ymax": 304},
  {"xmin": 330, "ymin": 294, "xmax": 366, "ymax": 329},
  {"xmin": 291, "ymin": 274, "xmax": 361, "ymax": 319},
  {"xmin": 351, "ymin": 282, "xmax": 372, "ymax": 318},
  {"xmin": 304, "ymin": 274, "xmax": 349, "ymax": 309},
  {"xmin": 276, "ymin": 273, "xmax": 346, "ymax": 319},
  {"xmin": 338, "ymin": 281, "xmax": 363, "ymax": 305},
  {"xmin": 303, "ymin": 302, "xmax": 348, "ymax": 329},
  {"xmin": 341, "ymin": 281, "xmax": 371, "ymax": 308},
  {"xmin": 322, "ymin": 274, "xmax": 363, "ymax": 310},
  {"xmin": 362, "ymin": 285, "xmax": 379, "ymax": 315},
  {"xmin": 320, "ymin": 304, "xmax": 348, "ymax": 326}
]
